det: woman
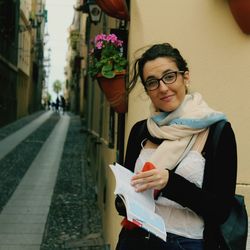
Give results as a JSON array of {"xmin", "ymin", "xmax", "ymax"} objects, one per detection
[{"xmin": 115, "ymin": 43, "xmax": 237, "ymax": 250}]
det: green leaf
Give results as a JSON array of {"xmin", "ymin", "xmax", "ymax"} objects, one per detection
[
  {"xmin": 102, "ymin": 69, "xmax": 115, "ymax": 79},
  {"xmin": 102, "ymin": 64, "xmax": 113, "ymax": 71}
]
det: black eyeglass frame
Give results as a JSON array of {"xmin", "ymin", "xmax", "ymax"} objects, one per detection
[{"xmin": 144, "ymin": 70, "xmax": 185, "ymax": 91}]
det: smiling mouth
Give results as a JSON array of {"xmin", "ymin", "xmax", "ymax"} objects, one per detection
[{"xmin": 160, "ymin": 95, "xmax": 174, "ymax": 102}]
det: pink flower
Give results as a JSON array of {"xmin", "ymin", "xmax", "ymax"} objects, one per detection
[
  {"xmin": 95, "ymin": 34, "xmax": 106, "ymax": 43},
  {"xmin": 116, "ymin": 40, "xmax": 123, "ymax": 47},
  {"xmin": 96, "ymin": 41, "xmax": 103, "ymax": 49},
  {"xmin": 93, "ymin": 33, "xmax": 124, "ymax": 49},
  {"xmin": 107, "ymin": 34, "xmax": 118, "ymax": 44}
]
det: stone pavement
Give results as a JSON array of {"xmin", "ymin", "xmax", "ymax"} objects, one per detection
[
  {"xmin": 0, "ymin": 111, "xmax": 105, "ymax": 250},
  {"xmin": 0, "ymin": 111, "xmax": 249, "ymax": 250},
  {"xmin": 0, "ymin": 111, "xmax": 52, "ymax": 160},
  {"xmin": 0, "ymin": 112, "xmax": 69, "ymax": 249}
]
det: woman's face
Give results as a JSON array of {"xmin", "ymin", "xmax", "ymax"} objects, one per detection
[{"xmin": 143, "ymin": 57, "xmax": 189, "ymax": 112}]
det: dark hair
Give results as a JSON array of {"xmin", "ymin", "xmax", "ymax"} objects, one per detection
[{"xmin": 129, "ymin": 43, "xmax": 189, "ymax": 89}]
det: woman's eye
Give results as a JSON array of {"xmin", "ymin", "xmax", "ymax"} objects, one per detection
[
  {"xmin": 147, "ymin": 80, "xmax": 157, "ymax": 86},
  {"xmin": 163, "ymin": 73, "xmax": 175, "ymax": 82}
]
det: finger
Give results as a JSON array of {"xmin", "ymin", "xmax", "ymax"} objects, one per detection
[
  {"xmin": 131, "ymin": 170, "xmax": 155, "ymax": 180},
  {"xmin": 131, "ymin": 170, "xmax": 161, "ymax": 187},
  {"xmin": 131, "ymin": 177, "xmax": 145, "ymax": 186},
  {"xmin": 135, "ymin": 180, "xmax": 158, "ymax": 192},
  {"xmin": 131, "ymin": 174, "xmax": 157, "ymax": 187}
]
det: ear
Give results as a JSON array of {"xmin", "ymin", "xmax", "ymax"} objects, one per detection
[
  {"xmin": 183, "ymin": 71, "xmax": 190, "ymax": 84},
  {"xmin": 183, "ymin": 71, "xmax": 190, "ymax": 94}
]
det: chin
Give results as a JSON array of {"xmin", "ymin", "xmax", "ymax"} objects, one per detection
[{"xmin": 159, "ymin": 106, "xmax": 176, "ymax": 113}]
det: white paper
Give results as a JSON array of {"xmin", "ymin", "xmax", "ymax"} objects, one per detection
[{"xmin": 109, "ymin": 163, "xmax": 166, "ymax": 241}]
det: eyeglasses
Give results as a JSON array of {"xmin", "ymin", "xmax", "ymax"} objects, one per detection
[{"xmin": 144, "ymin": 71, "xmax": 185, "ymax": 91}]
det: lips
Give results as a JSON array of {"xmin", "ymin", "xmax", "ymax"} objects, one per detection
[{"xmin": 160, "ymin": 94, "xmax": 175, "ymax": 102}]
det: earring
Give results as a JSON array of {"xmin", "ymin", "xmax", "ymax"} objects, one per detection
[{"xmin": 185, "ymin": 83, "xmax": 190, "ymax": 93}]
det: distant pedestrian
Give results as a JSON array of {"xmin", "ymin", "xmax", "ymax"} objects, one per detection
[
  {"xmin": 60, "ymin": 95, "xmax": 66, "ymax": 114},
  {"xmin": 47, "ymin": 100, "xmax": 51, "ymax": 110},
  {"xmin": 55, "ymin": 97, "xmax": 60, "ymax": 113},
  {"xmin": 51, "ymin": 102, "xmax": 55, "ymax": 111}
]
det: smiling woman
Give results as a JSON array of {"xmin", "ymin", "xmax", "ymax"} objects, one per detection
[
  {"xmin": 143, "ymin": 57, "xmax": 189, "ymax": 112},
  {"xmin": 115, "ymin": 43, "xmax": 238, "ymax": 250}
]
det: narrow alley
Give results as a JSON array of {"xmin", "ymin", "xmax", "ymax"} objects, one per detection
[
  {"xmin": 1, "ymin": 1, "xmax": 250, "ymax": 250},
  {"xmin": 1, "ymin": 111, "xmax": 250, "ymax": 250},
  {"xmin": 0, "ymin": 111, "xmax": 107, "ymax": 250}
]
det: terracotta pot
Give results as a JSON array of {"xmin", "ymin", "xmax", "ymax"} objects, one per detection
[
  {"xmin": 96, "ymin": 0, "xmax": 130, "ymax": 21},
  {"xmin": 97, "ymin": 72, "xmax": 128, "ymax": 113},
  {"xmin": 228, "ymin": 0, "xmax": 250, "ymax": 34}
]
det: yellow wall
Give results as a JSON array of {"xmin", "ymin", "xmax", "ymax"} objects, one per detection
[
  {"xmin": 85, "ymin": 16, "xmax": 125, "ymax": 250},
  {"xmin": 100, "ymin": 145, "xmax": 121, "ymax": 250},
  {"xmin": 103, "ymin": 0, "xmax": 250, "ymax": 249},
  {"xmin": 127, "ymin": 0, "xmax": 250, "ymax": 195},
  {"xmin": 17, "ymin": 0, "xmax": 33, "ymax": 118},
  {"xmin": 19, "ymin": 0, "xmax": 32, "ymax": 76}
]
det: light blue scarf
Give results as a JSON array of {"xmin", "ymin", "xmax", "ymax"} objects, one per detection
[
  {"xmin": 147, "ymin": 92, "xmax": 226, "ymax": 170},
  {"xmin": 151, "ymin": 92, "xmax": 227, "ymax": 129}
]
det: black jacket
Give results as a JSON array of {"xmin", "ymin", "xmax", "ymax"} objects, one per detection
[{"xmin": 123, "ymin": 119, "xmax": 237, "ymax": 249}]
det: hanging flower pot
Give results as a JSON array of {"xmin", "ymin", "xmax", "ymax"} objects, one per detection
[
  {"xmin": 88, "ymin": 33, "xmax": 128, "ymax": 113},
  {"xmin": 97, "ymin": 71, "xmax": 128, "ymax": 113},
  {"xmin": 96, "ymin": 0, "xmax": 130, "ymax": 21},
  {"xmin": 228, "ymin": 0, "xmax": 250, "ymax": 34}
]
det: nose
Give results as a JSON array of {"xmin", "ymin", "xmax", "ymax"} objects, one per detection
[{"xmin": 158, "ymin": 80, "xmax": 168, "ymax": 91}]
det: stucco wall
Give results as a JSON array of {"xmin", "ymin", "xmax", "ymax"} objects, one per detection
[
  {"xmin": 103, "ymin": 1, "xmax": 250, "ymax": 249},
  {"xmin": 127, "ymin": 0, "xmax": 250, "ymax": 193}
]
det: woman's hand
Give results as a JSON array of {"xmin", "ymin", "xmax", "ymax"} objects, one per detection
[{"xmin": 131, "ymin": 168, "xmax": 169, "ymax": 192}]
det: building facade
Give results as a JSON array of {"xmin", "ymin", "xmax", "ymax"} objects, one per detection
[
  {"xmin": 0, "ymin": 0, "xmax": 20, "ymax": 126},
  {"xmin": 0, "ymin": 0, "xmax": 47, "ymax": 127},
  {"xmin": 49, "ymin": 0, "xmax": 250, "ymax": 249},
  {"xmin": 73, "ymin": 1, "xmax": 250, "ymax": 249}
]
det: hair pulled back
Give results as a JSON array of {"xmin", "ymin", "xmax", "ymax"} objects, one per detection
[{"xmin": 130, "ymin": 43, "xmax": 189, "ymax": 89}]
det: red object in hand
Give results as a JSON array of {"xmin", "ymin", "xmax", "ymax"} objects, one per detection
[
  {"xmin": 142, "ymin": 162, "xmax": 160, "ymax": 198},
  {"xmin": 142, "ymin": 161, "xmax": 156, "ymax": 171}
]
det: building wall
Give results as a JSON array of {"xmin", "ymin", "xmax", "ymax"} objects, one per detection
[
  {"xmin": 0, "ymin": 0, "xmax": 19, "ymax": 126},
  {"xmin": 0, "ymin": 61, "xmax": 18, "ymax": 126},
  {"xmin": 0, "ymin": 0, "xmax": 45, "ymax": 124},
  {"xmin": 78, "ymin": 12, "xmax": 128, "ymax": 249},
  {"xmin": 16, "ymin": 72, "xmax": 29, "ymax": 118},
  {"xmin": 129, "ymin": 0, "xmax": 250, "ymax": 186},
  {"xmin": 101, "ymin": 1, "xmax": 250, "ymax": 249},
  {"xmin": 17, "ymin": 0, "xmax": 32, "ymax": 118}
]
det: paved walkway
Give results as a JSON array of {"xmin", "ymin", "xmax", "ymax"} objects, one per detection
[
  {"xmin": 0, "ymin": 111, "xmax": 52, "ymax": 161},
  {"xmin": 0, "ymin": 111, "xmax": 249, "ymax": 250},
  {"xmin": 0, "ymin": 113, "xmax": 69, "ymax": 249}
]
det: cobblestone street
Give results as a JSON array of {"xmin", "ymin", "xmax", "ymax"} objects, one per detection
[
  {"xmin": 0, "ymin": 111, "xmax": 249, "ymax": 250},
  {"xmin": 1, "ymin": 1, "xmax": 250, "ymax": 249},
  {"xmin": 0, "ymin": 111, "xmax": 107, "ymax": 250}
]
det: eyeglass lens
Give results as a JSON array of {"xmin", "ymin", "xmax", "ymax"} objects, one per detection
[{"xmin": 145, "ymin": 71, "xmax": 181, "ymax": 91}]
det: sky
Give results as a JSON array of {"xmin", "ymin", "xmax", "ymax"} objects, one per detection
[{"xmin": 45, "ymin": 0, "xmax": 76, "ymax": 101}]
